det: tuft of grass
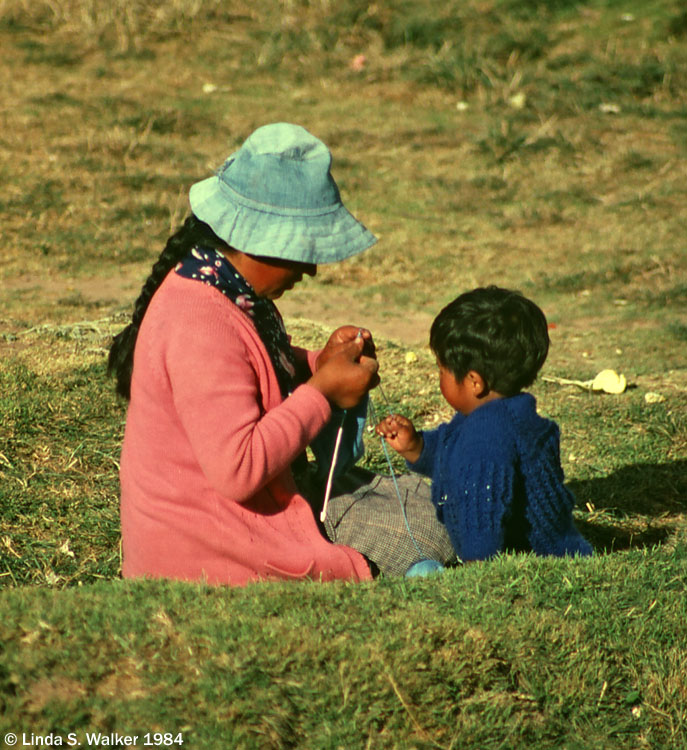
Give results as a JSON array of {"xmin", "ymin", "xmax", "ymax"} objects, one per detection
[
  {"xmin": 1, "ymin": 327, "xmax": 126, "ymax": 588},
  {"xmin": 0, "ymin": 0, "xmax": 233, "ymax": 51}
]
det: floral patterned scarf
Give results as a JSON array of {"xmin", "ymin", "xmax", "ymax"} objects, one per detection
[{"xmin": 175, "ymin": 246, "xmax": 297, "ymax": 398}]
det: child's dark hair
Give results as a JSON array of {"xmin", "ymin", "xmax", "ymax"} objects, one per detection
[
  {"xmin": 429, "ymin": 286, "xmax": 549, "ymax": 397},
  {"xmin": 108, "ymin": 214, "xmax": 226, "ymax": 400}
]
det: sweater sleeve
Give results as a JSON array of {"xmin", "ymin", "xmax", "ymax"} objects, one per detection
[
  {"xmin": 162, "ymin": 300, "xmax": 332, "ymax": 503},
  {"xmin": 408, "ymin": 412, "xmax": 467, "ymax": 477},
  {"xmin": 406, "ymin": 427, "xmax": 441, "ymax": 477},
  {"xmin": 523, "ymin": 425, "xmax": 594, "ymax": 557}
]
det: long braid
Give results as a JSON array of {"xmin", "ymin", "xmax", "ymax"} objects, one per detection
[{"xmin": 108, "ymin": 214, "xmax": 225, "ymax": 399}]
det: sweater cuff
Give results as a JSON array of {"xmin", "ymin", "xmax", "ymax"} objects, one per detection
[{"xmin": 406, "ymin": 431, "xmax": 433, "ymax": 476}]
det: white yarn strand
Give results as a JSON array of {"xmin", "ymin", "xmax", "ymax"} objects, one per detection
[
  {"xmin": 319, "ymin": 329, "xmax": 365, "ymax": 524},
  {"xmin": 319, "ymin": 412, "xmax": 345, "ymax": 523}
]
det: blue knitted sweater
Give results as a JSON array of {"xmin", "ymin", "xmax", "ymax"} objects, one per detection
[{"xmin": 408, "ymin": 393, "xmax": 592, "ymax": 561}]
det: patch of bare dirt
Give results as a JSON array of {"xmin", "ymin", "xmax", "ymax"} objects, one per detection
[
  {"xmin": 3, "ymin": 267, "xmax": 144, "ymax": 311},
  {"xmin": 24, "ymin": 676, "xmax": 87, "ymax": 714},
  {"xmin": 3, "ymin": 270, "xmax": 435, "ymax": 347},
  {"xmin": 279, "ymin": 284, "xmax": 434, "ymax": 347}
]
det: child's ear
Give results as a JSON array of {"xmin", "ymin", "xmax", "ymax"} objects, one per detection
[{"xmin": 466, "ymin": 370, "xmax": 489, "ymax": 398}]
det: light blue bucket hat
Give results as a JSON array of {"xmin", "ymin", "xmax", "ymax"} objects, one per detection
[{"xmin": 189, "ymin": 123, "xmax": 377, "ymax": 264}]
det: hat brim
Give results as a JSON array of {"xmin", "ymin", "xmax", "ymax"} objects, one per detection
[{"xmin": 189, "ymin": 175, "xmax": 377, "ymax": 265}]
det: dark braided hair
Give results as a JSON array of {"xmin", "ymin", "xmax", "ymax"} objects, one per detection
[{"xmin": 108, "ymin": 214, "xmax": 227, "ymax": 399}]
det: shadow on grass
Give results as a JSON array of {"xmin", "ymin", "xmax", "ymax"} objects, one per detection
[{"xmin": 569, "ymin": 459, "xmax": 687, "ymax": 553}]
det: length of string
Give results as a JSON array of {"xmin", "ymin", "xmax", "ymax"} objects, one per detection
[{"xmin": 368, "ymin": 393, "xmax": 425, "ymax": 559}]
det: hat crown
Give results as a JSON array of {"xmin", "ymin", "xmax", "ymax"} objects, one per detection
[
  {"xmin": 219, "ymin": 123, "xmax": 340, "ymax": 211},
  {"xmin": 188, "ymin": 122, "xmax": 376, "ymax": 264}
]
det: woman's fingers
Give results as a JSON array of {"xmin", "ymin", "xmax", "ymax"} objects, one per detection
[
  {"xmin": 329, "ymin": 325, "xmax": 369, "ymax": 343},
  {"xmin": 317, "ymin": 329, "xmax": 375, "ymax": 371},
  {"xmin": 326, "ymin": 326, "xmax": 377, "ymax": 358},
  {"xmin": 309, "ymin": 339, "xmax": 379, "ymax": 409}
]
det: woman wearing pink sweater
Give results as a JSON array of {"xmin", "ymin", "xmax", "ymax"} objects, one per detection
[{"xmin": 109, "ymin": 123, "xmax": 454, "ymax": 585}]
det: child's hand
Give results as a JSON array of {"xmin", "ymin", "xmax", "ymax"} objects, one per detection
[{"xmin": 375, "ymin": 414, "xmax": 424, "ymax": 463}]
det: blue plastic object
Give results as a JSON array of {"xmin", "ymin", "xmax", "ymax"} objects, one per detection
[{"xmin": 405, "ymin": 559, "xmax": 445, "ymax": 577}]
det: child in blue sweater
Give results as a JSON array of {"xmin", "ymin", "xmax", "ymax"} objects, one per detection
[{"xmin": 376, "ymin": 286, "xmax": 592, "ymax": 562}]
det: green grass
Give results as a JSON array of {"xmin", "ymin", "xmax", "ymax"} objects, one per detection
[
  {"xmin": 2, "ymin": 549, "xmax": 687, "ymax": 747},
  {"xmin": 1, "ymin": 0, "xmax": 686, "ymax": 745}
]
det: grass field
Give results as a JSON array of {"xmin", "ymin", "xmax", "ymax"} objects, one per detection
[{"xmin": 1, "ymin": 0, "xmax": 686, "ymax": 747}]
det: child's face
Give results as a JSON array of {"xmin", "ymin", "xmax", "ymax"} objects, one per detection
[{"xmin": 437, "ymin": 365, "xmax": 480, "ymax": 416}]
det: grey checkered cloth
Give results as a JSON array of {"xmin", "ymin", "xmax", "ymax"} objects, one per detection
[{"xmin": 321, "ymin": 467, "xmax": 458, "ymax": 577}]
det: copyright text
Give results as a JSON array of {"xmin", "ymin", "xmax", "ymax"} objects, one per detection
[{"xmin": 3, "ymin": 733, "xmax": 184, "ymax": 747}]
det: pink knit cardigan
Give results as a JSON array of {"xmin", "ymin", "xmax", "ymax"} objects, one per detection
[{"xmin": 119, "ymin": 272, "xmax": 372, "ymax": 585}]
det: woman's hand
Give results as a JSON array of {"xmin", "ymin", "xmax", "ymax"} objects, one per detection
[
  {"xmin": 308, "ymin": 336, "xmax": 379, "ymax": 410},
  {"xmin": 316, "ymin": 326, "xmax": 376, "ymax": 371},
  {"xmin": 376, "ymin": 414, "xmax": 424, "ymax": 463}
]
